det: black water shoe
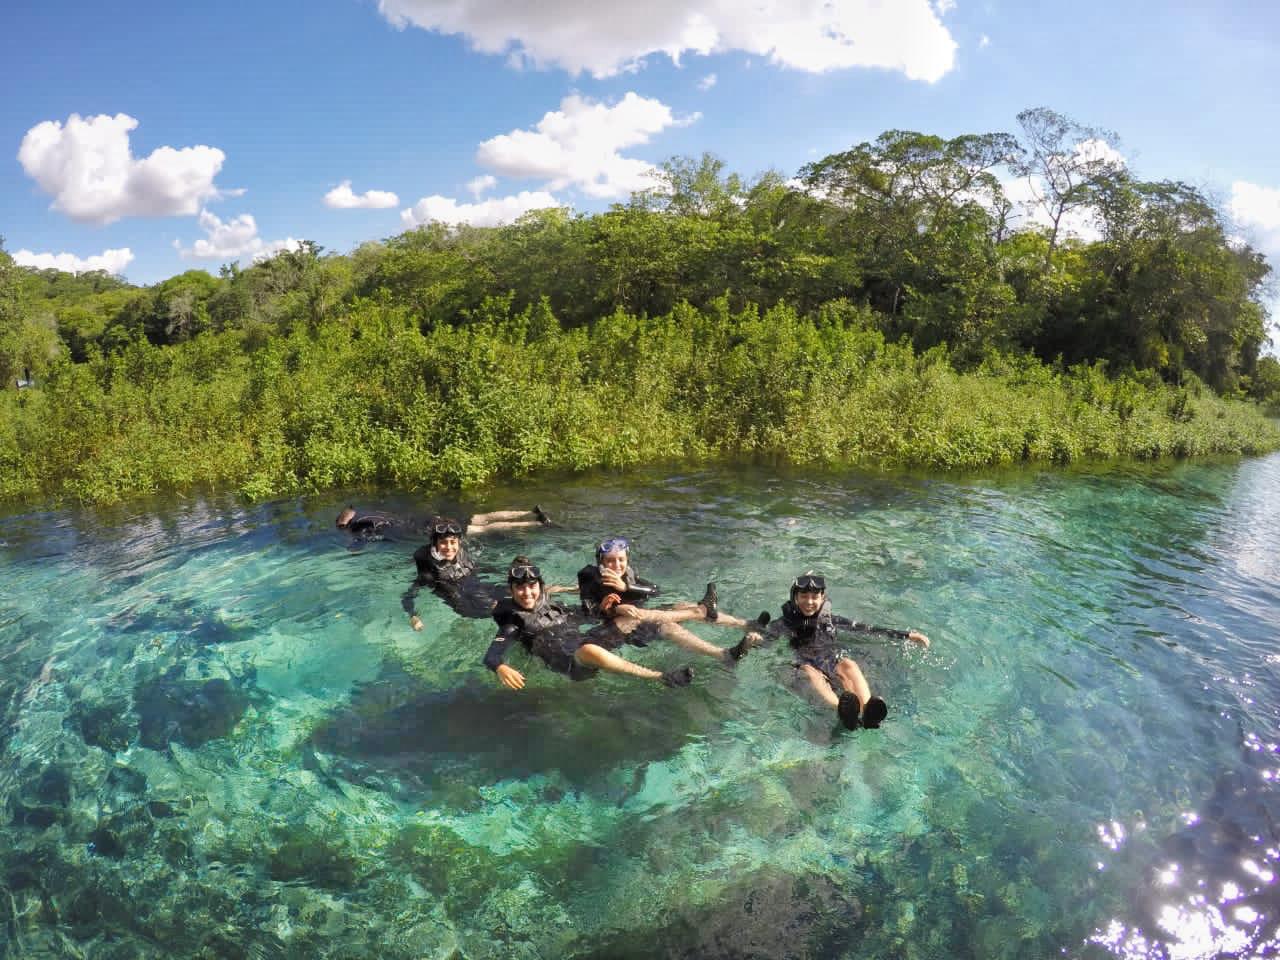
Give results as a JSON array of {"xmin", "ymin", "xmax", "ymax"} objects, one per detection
[
  {"xmin": 837, "ymin": 692, "xmax": 863, "ymax": 730},
  {"xmin": 726, "ymin": 632, "xmax": 759, "ymax": 663},
  {"xmin": 700, "ymin": 582, "xmax": 719, "ymax": 622},
  {"xmin": 661, "ymin": 666, "xmax": 695, "ymax": 688},
  {"xmin": 533, "ymin": 505, "xmax": 552, "ymax": 526},
  {"xmin": 861, "ymin": 696, "xmax": 888, "ymax": 729}
]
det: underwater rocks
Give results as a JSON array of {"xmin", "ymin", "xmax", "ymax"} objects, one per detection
[
  {"xmin": 135, "ymin": 676, "xmax": 249, "ymax": 749},
  {"xmin": 67, "ymin": 699, "xmax": 135, "ymax": 752}
]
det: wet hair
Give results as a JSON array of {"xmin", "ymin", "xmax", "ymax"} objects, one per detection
[{"xmin": 336, "ymin": 506, "xmax": 357, "ymax": 528}]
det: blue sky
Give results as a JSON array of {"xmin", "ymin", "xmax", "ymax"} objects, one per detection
[{"xmin": 4, "ymin": 0, "xmax": 1280, "ymax": 330}]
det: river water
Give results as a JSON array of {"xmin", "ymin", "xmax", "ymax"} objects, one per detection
[{"xmin": 1, "ymin": 455, "xmax": 1278, "ymax": 959}]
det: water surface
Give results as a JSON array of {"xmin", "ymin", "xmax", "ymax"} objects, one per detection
[{"xmin": 2, "ymin": 457, "xmax": 1278, "ymax": 958}]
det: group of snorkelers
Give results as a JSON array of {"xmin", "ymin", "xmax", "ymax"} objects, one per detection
[{"xmin": 339, "ymin": 503, "xmax": 929, "ymax": 731}]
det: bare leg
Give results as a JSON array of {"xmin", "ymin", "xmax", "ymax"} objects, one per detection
[
  {"xmin": 574, "ymin": 643, "xmax": 663, "ymax": 680},
  {"xmin": 658, "ymin": 622, "xmax": 734, "ymax": 661},
  {"xmin": 636, "ymin": 606, "xmax": 748, "ymax": 628},
  {"xmin": 799, "ymin": 664, "xmax": 840, "ymax": 709},
  {"xmin": 466, "ymin": 518, "xmax": 542, "ymax": 536},
  {"xmin": 833, "ymin": 658, "xmax": 872, "ymax": 706},
  {"xmin": 471, "ymin": 509, "xmax": 534, "ymax": 522}
]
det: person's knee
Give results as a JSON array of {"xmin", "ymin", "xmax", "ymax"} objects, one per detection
[{"xmin": 576, "ymin": 643, "xmax": 604, "ymax": 664}]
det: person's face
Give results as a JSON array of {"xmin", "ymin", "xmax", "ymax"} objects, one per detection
[
  {"xmin": 795, "ymin": 590, "xmax": 825, "ymax": 616},
  {"xmin": 511, "ymin": 579, "xmax": 542, "ymax": 609},
  {"xmin": 435, "ymin": 536, "xmax": 460, "ymax": 561},
  {"xmin": 600, "ymin": 551, "xmax": 628, "ymax": 575}
]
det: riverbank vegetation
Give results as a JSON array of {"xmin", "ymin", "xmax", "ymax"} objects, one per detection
[{"xmin": 2, "ymin": 108, "xmax": 1279, "ymax": 504}]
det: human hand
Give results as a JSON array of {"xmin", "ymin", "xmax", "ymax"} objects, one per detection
[
  {"xmin": 600, "ymin": 570, "xmax": 627, "ymax": 591},
  {"xmin": 613, "ymin": 603, "xmax": 641, "ymax": 619},
  {"xmin": 496, "ymin": 664, "xmax": 525, "ymax": 690},
  {"xmin": 745, "ymin": 631, "xmax": 763, "ymax": 644},
  {"xmin": 410, "ymin": 615, "xmax": 424, "ymax": 632},
  {"xmin": 908, "ymin": 630, "xmax": 929, "ymax": 649}
]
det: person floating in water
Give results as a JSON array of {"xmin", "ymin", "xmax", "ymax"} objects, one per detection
[
  {"xmin": 403, "ymin": 515, "xmax": 567, "ymax": 630},
  {"xmin": 577, "ymin": 536, "xmax": 757, "ymax": 665},
  {"xmin": 485, "ymin": 557, "xmax": 694, "ymax": 689},
  {"xmin": 337, "ymin": 503, "xmax": 551, "ymax": 542},
  {"xmin": 744, "ymin": 573, "xmax": 929, "ymax": 730}
]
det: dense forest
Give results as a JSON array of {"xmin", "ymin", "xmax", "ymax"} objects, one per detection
[{"xmin": 2, "ymin": 108, "xmax": 1279, "ymax": 504}]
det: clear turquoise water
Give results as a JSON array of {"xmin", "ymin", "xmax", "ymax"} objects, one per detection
[{"xmin": 2, "ymin": 457, "xmax": 1278, "ymax": 959}]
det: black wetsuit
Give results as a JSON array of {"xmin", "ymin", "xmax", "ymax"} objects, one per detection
[
  {"xmin": 766, "ymin": 599, "xmax": 911, "ymax": 686},
  {"xmin": 484, "ymin": 595, "xmax": 595, "ymax": 681},
  {"xmin": 402, "ymin": 544, "xmax": 506, "ymax": 620},
  {"xmin": 576, "ymin": 563, "xmax": 663, "ymax": 646},
  {"xmin": 343, "ymin": 511, "xmax": 400, "ymax": 541}
]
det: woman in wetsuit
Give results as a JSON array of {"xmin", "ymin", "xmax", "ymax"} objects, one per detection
[
  {"xmin": 745, "ymin": 573, "xmax": 929, "ymax": 730},
  {"xmin": 402, "ymin": 517, "xmax": 507, "ymax": 628},
  {"xmin": 403, "ymin": 516, "xmax": 569, "ymax": 631},
  {"xmin": 484, "ymin": 557, "xmax": 694, "ymax": 689},
  {"xmin": 577, "ymin": 536, "xmax": 757, "ymax": 665}
]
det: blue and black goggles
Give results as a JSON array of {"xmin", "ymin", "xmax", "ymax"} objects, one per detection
[{"xmin": 596, "ymin": 536, "xmax": 631, "ymax": 558}]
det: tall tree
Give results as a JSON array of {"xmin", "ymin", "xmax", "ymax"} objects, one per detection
[{"xmin": 1012, "ymin": 107, "xmax": 1124, "ymax": 270}]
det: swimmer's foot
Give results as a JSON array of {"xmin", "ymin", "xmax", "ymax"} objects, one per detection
[
  {"xmin": 861, "ymin": 696, "xmax": 888, "ymax": 729},
  {"xmin": 700, "ymin": 582, "xmax": 718, "ymax": 622},
  {"xmin": 725, "ymin": 633, "xmax": 756, "ymax": 663},
  {"xmin": 533, "ymin": 504, "xmax": 552, "ymax": 526},
  {"xmin": 837, "ymin": 692, "xmax": 863, "ymax": 730},
  {"xmin": 661, "ymin": 666, "xmax": 694, "ymax": 688}
]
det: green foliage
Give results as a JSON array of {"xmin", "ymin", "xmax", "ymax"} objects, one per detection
[
  {"xmin": 4, "ymin": 108, "xmax": 1279, "ymax": 506},
  {"xmin": 2, "ymin": 300, "xmax": 1276, "ymax": 506}
]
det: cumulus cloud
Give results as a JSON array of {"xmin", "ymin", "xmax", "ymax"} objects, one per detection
[
  {"xmin": 13, "ymin": 247, "xmax": 135, "ymax": 275},
  {"xmin": 323, "ymin": 180, "xmax": 400, "ymax": 209},
  {"xmin": 376, "ymin": 0, "xmax": 957, "ymax": 81},
  {"xmin": 176, "ymin": 209, "xmax": 300, "ymax": 261},
  {"xmin": 698, "ymin": 72, "xmax": 717, "ymax": 90},
  {"xmin": 17, "ymin": 113, "xmax": 225, "ymax": 225},
  {"xmin": 467, "ymin": 174, "xmax": 498, "ymax": 197},
  {"xmin": 401, "ymin": 191, "xmax": 561, "ymax": 228},
  {"xmin": 476, "ymin": 93, "xmax": 691, "ymax": 199},
  {"xmin": 1231, "ymin": 181, "xmax": 1280, "ymax": 257}
]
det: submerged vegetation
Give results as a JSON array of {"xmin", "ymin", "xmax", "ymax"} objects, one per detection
[{"xmin": 2, "ymin": 108, "xmax": 1279, "ymax": 505}]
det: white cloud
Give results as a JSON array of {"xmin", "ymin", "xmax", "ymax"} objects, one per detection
[
  {"xmin": 1231, "ymin": 181, "xmax": 1280, "ymax": 256},
  {"xmin": 377, "ymin": 0, "xmax": 956, "ymax": 82},
  {"xmin": 698, "ymin": 72, "xmax": 717, "ymax": 90},
  {"xmin": 979, "ymin": 33, "xmax": 990, "ymax": 48},
  {"xmin": 467, "ymin": 174, "xmax": 498, "ymax": 197},
  {"xmin": 401, "ymin": 191, "xmax": 562, "ymax": 228},
  {"xmin": 323, "ymin": 180, "xmax": 399, "ymax": 209},
  {"xmin": 476, "ymin": 93, "xmax": 691, "ymax": 199},
  {"xmin": 17, "ymin": 113, "xmax": 225, "ymax": 225},
  {"xmin": 13, "ymin": 247, "xmax": 135, "ymax": 275},
  {"xmin": 934, "ymin": 0, "xmax": 956, "ymax": 14},
  {"xmin": 176, "ymin": 209, "xmax": 300, "ymax": 261}
]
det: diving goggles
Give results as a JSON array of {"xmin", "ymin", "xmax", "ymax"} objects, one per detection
[
  {"xmin": 508, "ymin": 564, "xmax": 542, "ymax": 583},
  {"xmin": 792, "ymin": 574, "xmax": 827, "ymax": 593},
  {"xmin": 431, "ymin": 520, "xmax": 464, "ymax": 537},
  {"xmin": 596, "ymin": 536, "xmax": 631, "ymax": 556}
]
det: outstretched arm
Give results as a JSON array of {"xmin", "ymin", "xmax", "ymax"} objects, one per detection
[
  {"xmin": 833, "ymin": 615, "xmax": 929, "ymax": 648},
  {"xmin": 484, "ymin": 624, "xmax": 526, "ymax": 689},
  {"xmin": 402, "ymin": 578, "xmax": 426, "ymax": 631}
]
